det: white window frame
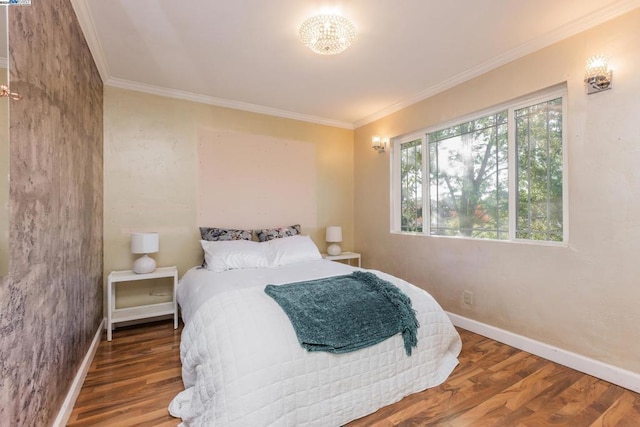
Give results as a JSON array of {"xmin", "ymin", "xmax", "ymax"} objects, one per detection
[
  {"xmin": 391, "ymin": 132, "xmax": 427, "ymax": 234},
  {"xmin": 391, "ymin": 86, "xmax": 568, "ymax": 245}
]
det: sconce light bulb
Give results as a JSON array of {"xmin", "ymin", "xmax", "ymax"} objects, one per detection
[{"xmin": 585, "ymin": 55, "xmax": 609, "ymax": 79}]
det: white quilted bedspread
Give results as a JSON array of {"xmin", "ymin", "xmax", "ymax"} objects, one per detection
[{"xmin": 169, "ymin": 260, "xmax": 461, "ymax": 426}]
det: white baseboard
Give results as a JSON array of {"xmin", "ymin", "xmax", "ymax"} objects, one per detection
[
  {"xmin": 52, "ymin": 318, "xmax": 105, "ymax": 427},
  {"xmin": 447, "ymin": 312, "xmax": 640, "ymax": 393}
]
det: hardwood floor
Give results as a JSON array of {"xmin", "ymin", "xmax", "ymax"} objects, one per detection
[
  {"xmin": 67, "ymin": 321, "xmax": 183, "ymax": 427},
  {"xmin": 69, "ymin": 320, "xmax": 640, "ymax": 426},
  {"xmin": 348, "ymin": 332, "xmax": 640, "ymax": 427}
]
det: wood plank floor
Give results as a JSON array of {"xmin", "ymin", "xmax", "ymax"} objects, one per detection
[
  {"xmin": 68, "ymin": 321, "xmax": 183, "ymax": 427},
  {"xmin": 68, "ymin": 320, "xmax": 640, "ymax": 426}
]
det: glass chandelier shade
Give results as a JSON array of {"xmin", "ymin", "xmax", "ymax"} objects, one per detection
[{"xmin": 299, "ymin": 14, "xmax": 356, "ymax": 55}]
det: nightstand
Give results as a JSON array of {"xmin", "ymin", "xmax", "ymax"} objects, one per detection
[
  {"xmin": 322, "ymin": 251, "xmax": 361, "ymax": 267},
  {"xmin": 107, "ymin": 266, "xmax": 178, "ymax": 341}
]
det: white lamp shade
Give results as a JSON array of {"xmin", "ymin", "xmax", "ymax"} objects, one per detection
[
  {"xmin": 326, "ymin": 226, "xmax": 342, "ymax": 243},
  {"xmin": 131, "ymin": 232, "xmax": 159, "ymax": 254}
]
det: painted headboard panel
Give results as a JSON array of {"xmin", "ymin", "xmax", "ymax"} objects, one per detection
[{"xmin": 197, "ymin": 128, "xmax": 317, "ymax": 233}]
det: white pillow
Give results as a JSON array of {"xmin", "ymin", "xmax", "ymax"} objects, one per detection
[
  {"xmin": 265, "ymin": 235, "xmax": 322, "ymax": 267},
  {"xmin": 201, "ymin": 240, "xmax": 269, "ymax": 272}
]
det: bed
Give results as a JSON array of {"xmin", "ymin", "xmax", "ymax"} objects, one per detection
[{"xmin": 169, "ymin": 234, "xmax": 462, "ymax": 426}]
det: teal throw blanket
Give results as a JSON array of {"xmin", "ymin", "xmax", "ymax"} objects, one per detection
[{"xmin": 264, "ymin": 271, "xmax": 419, "ymax": 356}]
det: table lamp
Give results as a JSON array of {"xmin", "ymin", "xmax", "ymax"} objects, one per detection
[
  {"xmin": 131, "ymin": 232, "xmax": 159, "ymax": 274},
  {"xmin": 326, "ymin": 226, "xmax": 342, "ymax": 256}
]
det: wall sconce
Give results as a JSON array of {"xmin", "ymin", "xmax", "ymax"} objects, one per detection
[
  {"xmin": 0, "ymin": 84, "xmax": 22, "ymax": 100},
  {"xmin": 372, "ymin": 136, "xmax": 388, "ymax": 153},
  {"xmin": 584, "ymin": 55, "xmax": 612, "ymax": 94}
]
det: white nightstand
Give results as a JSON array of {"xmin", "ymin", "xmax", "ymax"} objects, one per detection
[
  {"xmin": 322, "ymin": 251, "xmax": 361, "ymax": 268},
  {"xmin": 107, "ymin": 266, "xmax": 178, "ymax": 341}
]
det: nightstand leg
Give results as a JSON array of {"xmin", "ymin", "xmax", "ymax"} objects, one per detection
[{"xmin": 107, "ymin": 278, "xmax": 113, "ymax": 341}]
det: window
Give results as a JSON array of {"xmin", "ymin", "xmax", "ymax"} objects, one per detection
[
  {"xmin": 400, "ymin": 139, "xmax": 423, "ymax": 232},
  {"xmin": 515, "ymin": 98, "xmax": 564, "ymax": 241},
  {"xmin": 392, "ymin": 90, "xmax": 566, "ymax": 243},
  {"xmin": 429, "ymin": 111, "xmax": 509, "ymax": 239}
]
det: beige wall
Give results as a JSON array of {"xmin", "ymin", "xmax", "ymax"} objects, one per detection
[
  {"xmin": 104, "ymin": 87, "xmax": 354, "ymax": 305},
  {"xmin": 354, "ymin": 9, "xmax": 640, "ymax": 373}
]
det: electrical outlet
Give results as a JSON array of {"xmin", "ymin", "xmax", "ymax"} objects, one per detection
[{"xmin": 463, "ymin": 290, "xmax": 473, "ymax": 305}]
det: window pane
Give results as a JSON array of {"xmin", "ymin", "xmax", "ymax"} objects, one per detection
[
  {"xmin": 515, "ymin": 97, "xmax": 563, "ymax": 241},
  {"xmin": 428, "ymin": 112, "xmax": 508, "ymax": 239},
  {"xmin": 400, "ymin": 139, "xmax": 423, "ymax": 232}
]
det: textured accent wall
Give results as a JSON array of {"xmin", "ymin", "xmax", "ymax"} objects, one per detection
[{"xmin": 0, "ymin": 0, "xmax": 103, "ymax": 425}]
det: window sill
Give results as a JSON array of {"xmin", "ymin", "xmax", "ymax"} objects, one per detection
[{"xmin": 389, "ymin": 230, "xmax": 568, "ymax": 248}]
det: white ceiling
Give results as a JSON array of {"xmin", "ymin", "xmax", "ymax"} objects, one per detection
[{"xmin": 73, "ymin": 0, "xmax": 640, "ymax": 129}]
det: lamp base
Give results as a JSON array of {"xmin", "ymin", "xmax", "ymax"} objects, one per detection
[
  {"xmin": 133, "ymin": 254, "xmax": 156, "ymax": 274},
  {"xmin": 327, "ymin": 243, "xmax": 342, "ymax": 256}
]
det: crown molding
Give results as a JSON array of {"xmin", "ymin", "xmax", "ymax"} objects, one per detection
[
  {"xmin": 70, "ymin": 0, "xmax": 351, "ymax": 128},
  {"xmin": 69, "ymin": 0, "xmax": 110, "ymax": 82},
  {"xmin": 353, "ymin": 0, "xmax": 640, "ymax": 128},
  {"xmin": 70, "ymin": 0, "xmax": 640, "ymax": 130},
  {"xmin": 106, "ymin": 77, "xmax": 354, "ymax": 130}
]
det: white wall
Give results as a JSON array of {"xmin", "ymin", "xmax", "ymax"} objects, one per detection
[{"xmin": 354, "ymin": 9, "xmax": 640, "ymax": 373}]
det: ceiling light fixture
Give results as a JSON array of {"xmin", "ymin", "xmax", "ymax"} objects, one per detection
[{"xmin": 299, "ymin": 14, "xmax": 356, "ymax": 55}]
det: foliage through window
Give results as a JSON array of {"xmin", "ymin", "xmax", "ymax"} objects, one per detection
[
  {"xmin": 515, "ymin": 98, "xmax": 563, "ymax": 241},
  {"xmin": 400, "ymin": 139, "xmax": 423, "ymax": 232},
  {"xmin": 429, "ymin": 112, "xmax": 509, "ymax": 239},
  {"xmin": 393, "ymin": 91, "xmax": 565, "ymax": 243}
]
